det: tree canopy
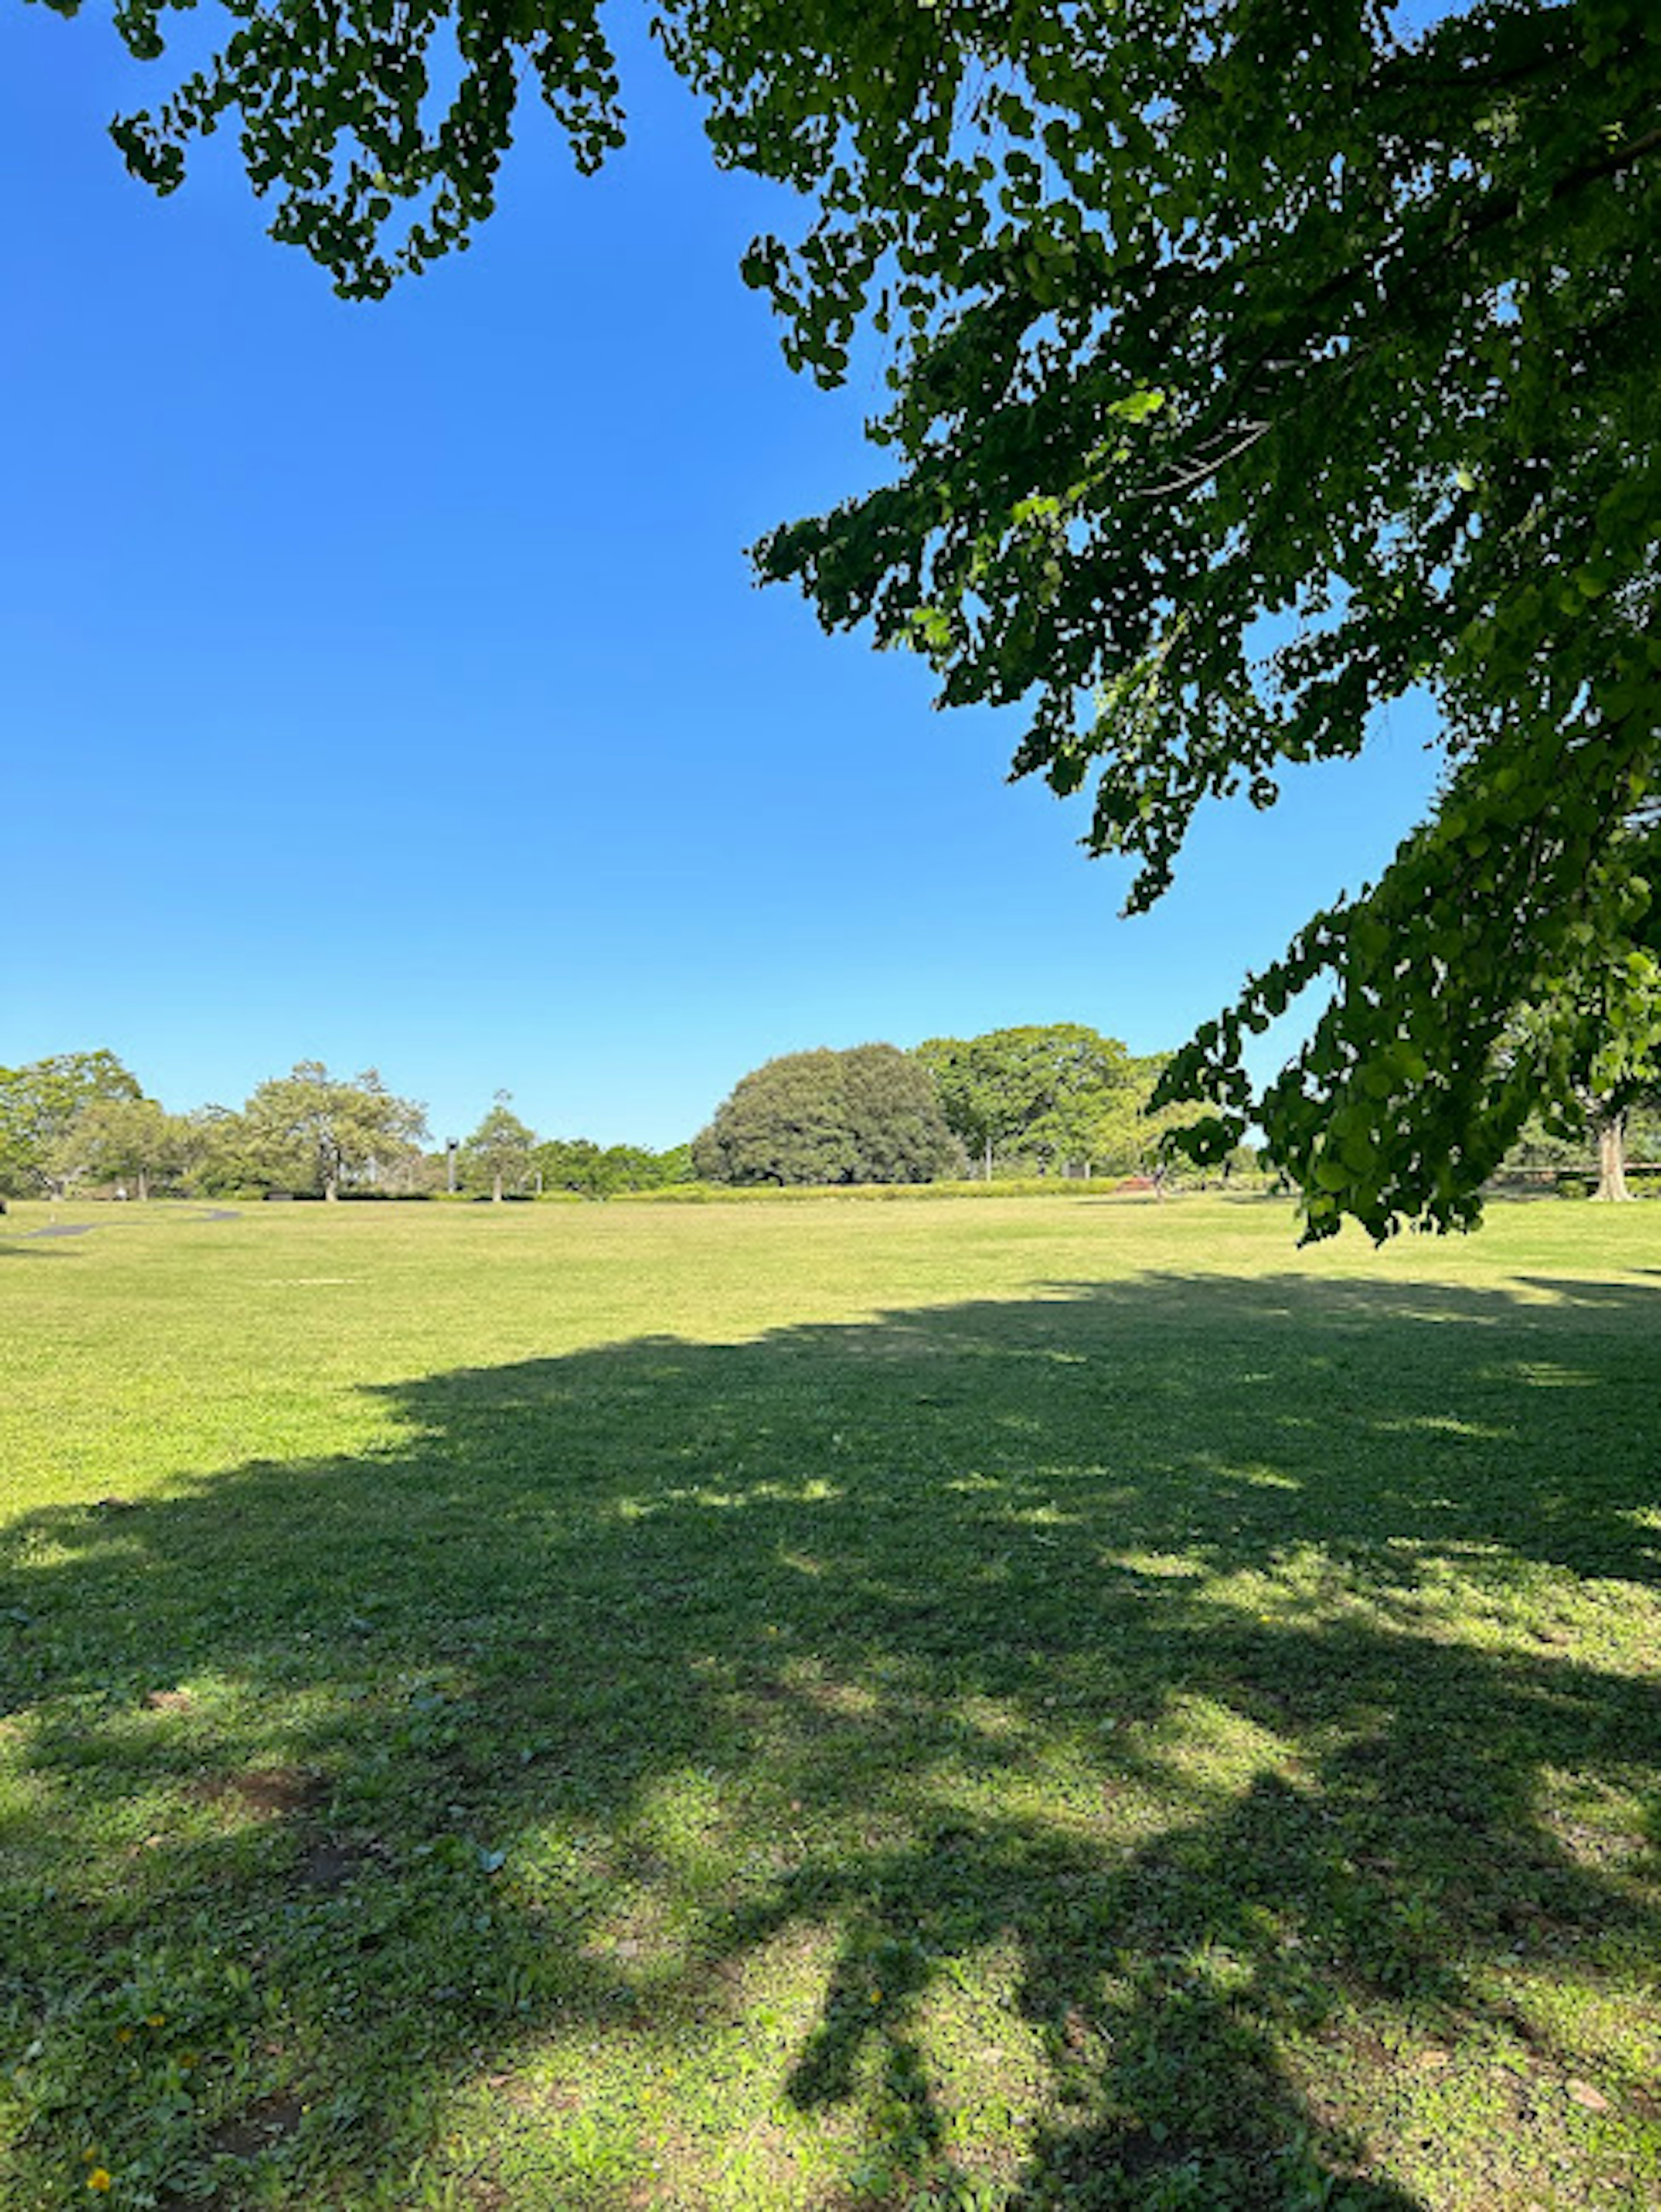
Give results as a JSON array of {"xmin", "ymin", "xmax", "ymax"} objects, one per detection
[
  {"xmin": 45, "ymin": 1095, "xmax": 186, "ymax": 1202},
  {"xmin": 1502, "ymin": 803, "xmax": 1661, "ymax": 1199},
  {"xmin": 0, "ymin": 1052, "xmax": 700, "ymax": 1203},
  {"xmin": 35, "ymin": 0, "xmax": 1661, "ymax": 1231},
  {"xmin": 914, "ymin": 1023, "xmax": 1154, "ymax": 1177},
  {"xmin": 534, "ymin": 1138, "xmax": 695, "ymax": 1199},
  {"xmin": 0, "ymin": 1052, "xmax": 144, "ymax": 1197},
  {"xmin": 694, "ymin": 1044, "xmax": 964, "ymax": 1186},
  {"xmin": 239, "ymin": 1062, "xmax": 429, "ymax": 1200},
  {"xmin": 460, "ymin": 1092, "xmax": 537, "ymax": 1202}
]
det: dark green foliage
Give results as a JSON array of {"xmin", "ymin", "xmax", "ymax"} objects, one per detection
[
  {"xmin": 73, "ymin": 0, "xmax": 625, "ymax": 297},
  {"xmin": 695, "ymin": 1042, "xmax": 965, "ymax": 1185},
  {"xmin": 730, "ymin": 0, "xmax": 1661, "ymax": 1239}
]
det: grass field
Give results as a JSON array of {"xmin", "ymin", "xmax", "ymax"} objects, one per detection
[{"xmin": 1, "ymin": 1193, "xmax": 1658, "ymax": 2210}]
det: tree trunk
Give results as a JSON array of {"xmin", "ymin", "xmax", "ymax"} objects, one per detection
[
  {"xmin": 493, "ymin": 1170, "xmax": 503, "ymax": 1203},
  {"xmin": 984, "ymin": 1137, "xmax": 993, "ymax": 1182},
  {"xmin": 137, "ymin": 1168, "xmax": 149, "ymax": 1202},
  {"xmin": 1593, "ymin": 1111, "xmax": 1631, "ymax": 1202},
  {"xmin": 324, "ymin": 1173, "xmax": 339, "ymax": 1201}
]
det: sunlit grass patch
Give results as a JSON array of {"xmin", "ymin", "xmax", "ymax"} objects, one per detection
[{"xmin": 1, "ymin": 1195, "xmax": 1659, "ymax": 2205}]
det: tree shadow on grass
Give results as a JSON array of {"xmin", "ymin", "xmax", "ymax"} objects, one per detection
[{"xmin": 2, "ymin": 1270, "xmax": 1659, "ymax": 2207}]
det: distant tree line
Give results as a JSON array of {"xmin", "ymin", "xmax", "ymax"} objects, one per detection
[
  {"xmin": 0, "ymin": 1055, "xmax": 689, "ymax": 1203},
  {"xmin": 6, "ymin": 1028, "xmax": 1651, "ymax": 1207},
  {"xmin": 456, "ymin": 1094, "xmax": 693, "ymax": 1201},
  {"xmin": 691, "ymin": 1027, "xmax": 1251, "ymax": 1188}
]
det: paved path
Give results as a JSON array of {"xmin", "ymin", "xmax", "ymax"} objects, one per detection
[{"xmin": 18, "ymin": 1208, "xmax": 242, "ymax": 1239}]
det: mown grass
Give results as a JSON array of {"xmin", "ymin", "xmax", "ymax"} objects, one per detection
[{"xmin": 1, "ymin": 1194, "xmax": 1658, "ymax": 2209}]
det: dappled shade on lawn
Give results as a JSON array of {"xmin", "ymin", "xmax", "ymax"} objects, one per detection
[{"xmin": 2, "ymin": 1268, "xmax": 1659, "ymax": 2205}]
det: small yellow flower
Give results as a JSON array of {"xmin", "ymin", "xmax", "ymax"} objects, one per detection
[
  {"xmin": 145, "ymin": 2013, "xmax": 165, "ymax": 2028},
  {"xmin": 115, "ymin": 2028, "xmax": 132, "ymax": 2044},
  {"xmin": 87, "ymin": 2170, "xmax": 112, "ymax": 2194},
  {"xmin": 869, "ymin": 1989, "xmax": 882, "ymax": 2005}
]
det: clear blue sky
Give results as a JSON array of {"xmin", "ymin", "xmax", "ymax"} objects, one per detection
[{"xmin": 1, "ymin": 8, "xmax": 1442, "ymax": 1149}]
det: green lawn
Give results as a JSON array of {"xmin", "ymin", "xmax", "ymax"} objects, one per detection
[{"xmin": 1, "ymin": 1194, "xmax": 1658, "ymax": 2209}]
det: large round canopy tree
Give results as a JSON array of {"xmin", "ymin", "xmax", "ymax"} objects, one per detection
[{"xmin": 693, "ymin": 1044, "xmax": 964, "ymax": 1186}]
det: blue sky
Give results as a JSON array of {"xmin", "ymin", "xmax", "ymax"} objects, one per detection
[{"xmin": 1, "ymin": 9, "xmax": 1442, "ymax": 1149}]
